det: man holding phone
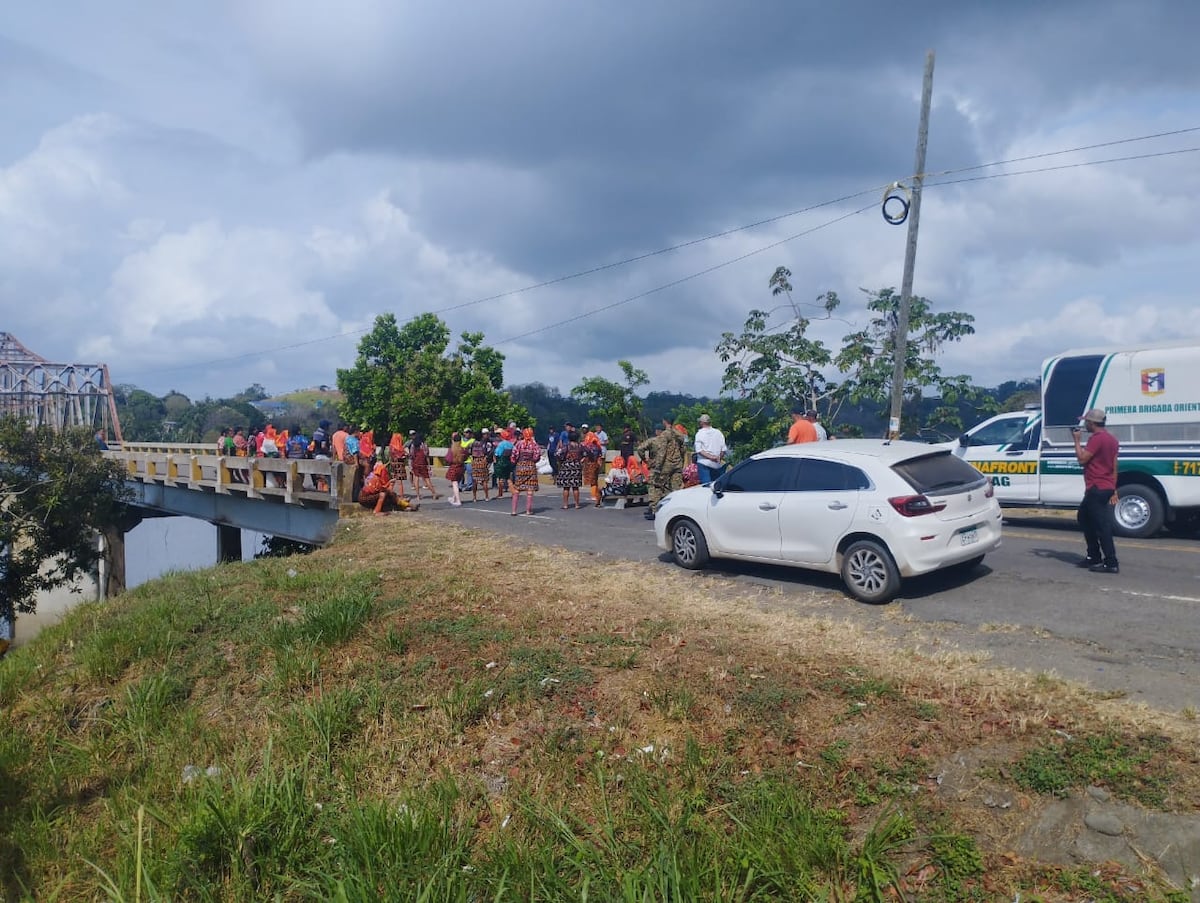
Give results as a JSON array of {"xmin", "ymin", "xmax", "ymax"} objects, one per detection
[{"xmin": 1073, "ymin": 408, "xmax": 1120, "ymax": 574}]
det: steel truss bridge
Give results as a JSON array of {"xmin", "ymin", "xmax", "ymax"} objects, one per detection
[{"xmin": 0, "ymin": 332, "xmax": 123, "ymax": 441}]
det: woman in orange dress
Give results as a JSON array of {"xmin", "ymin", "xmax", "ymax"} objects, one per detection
[{"xmin": 359, "ymin": 462, "xmax": 401, "ymax": 514}]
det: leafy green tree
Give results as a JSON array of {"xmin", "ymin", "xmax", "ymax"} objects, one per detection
[
  {"xmin": 162, "ymin": 391, "xmax": 192, "ymax": 419},
  {"xmin": 434, "ymin": 332, "xmax": 530, "ymax": 436},
  {"xmin": 834, "ymin": 287, "xmax": 994, "ymax": 433},
  {"xmin": 338, "ymin": 314, "xmax": 528, "ymax": 442},
  {"xmin": 113, "ymin": 386, "xmax": 167, "ymax": 441},
  {"xmin": 0, "ymin": 418, "xmax": 130, "ymax": 616},
  {"xmin": 997, "ymin": 379, "xmax": 1040, "ymax": 413},
  {"xmin": 233, "ymin": 384, "xmax": 269, "ymax": 403},
  {"xmin": 572, "ymin": 361, "xmax": 650, "ymax": 437},
  {"xmin": 338, "ymin": 313, "xmax": 456, "ymax": 437},
  {"xmin": 669, "ymin": 397, "xmax": 773, "ymax": 464},
  {"xmin": 716, "ymin": 266, "xmax": 843, "ymax": 438}
]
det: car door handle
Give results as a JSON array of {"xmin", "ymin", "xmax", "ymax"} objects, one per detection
[
  {"xmin": 827, "ymin": 501, "xmax": 848, "ymax": 510},
  {"xmin": 758, "ymin": 502, "xmax": 777, "ymax": 511},
  {"xmin": 1005, "ymin": 450, "xmax": 1024, "ymax": 456}
]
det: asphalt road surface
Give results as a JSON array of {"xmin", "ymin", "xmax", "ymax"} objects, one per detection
[{"xmin": 427, "ymin": 495, "xmax": 1200, "ymax": 713}]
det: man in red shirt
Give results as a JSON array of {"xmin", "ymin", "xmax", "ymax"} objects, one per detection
[
  {"xmin": 787, "ymin": 405, "xmax": 818, "ymax": 444},
  {"xmin": 1073, "ymin": 408, "xmax": 1119, "ymax": 574}
]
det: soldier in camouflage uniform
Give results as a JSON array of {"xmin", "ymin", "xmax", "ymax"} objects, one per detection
[{"xmin": 636, "ymin": 420, "xmax": 690, "ymax": 519}]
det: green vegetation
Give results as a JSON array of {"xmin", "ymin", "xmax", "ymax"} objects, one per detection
[
  {"xmin": 1, "ymin": 524, "xmax": 1194, "ymax": 900},
  {"xmin": 1009, "ymin": 731, "xmax": 1175, "ymax": 806},
  {"xmin": 717, "ymin": 270, "xmax": 996, "ymax": 444},
  {"xmin": 336, "ymin": 312, "xmax": 530, "ymax": 442},
  {"xmin": 0, "ymin": 419, "xmax": 130, "ymax": 617}
]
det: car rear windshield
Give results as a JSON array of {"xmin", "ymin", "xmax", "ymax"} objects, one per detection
[{"xmin": 891, "ymin": 451, "xmax": 986, "ymax": 494}]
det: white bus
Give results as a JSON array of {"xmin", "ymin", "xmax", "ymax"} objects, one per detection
[{"xmin": 954, "ymin": 341, "xmax": 1200, "ymax": 537}]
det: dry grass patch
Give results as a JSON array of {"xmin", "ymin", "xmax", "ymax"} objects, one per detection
[{"xmin": 0, "ymin": 511, "xmax": 1198, "ymax": 900}]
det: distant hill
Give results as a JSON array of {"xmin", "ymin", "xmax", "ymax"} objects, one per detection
[{"xmin": 270, "ymin": 387, "xmax": 343, "ymax": 409}]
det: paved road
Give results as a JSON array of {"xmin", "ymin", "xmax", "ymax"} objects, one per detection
[{"xmin": 426, "ymin": 495, "xmax": 1200, "ymax": 713}]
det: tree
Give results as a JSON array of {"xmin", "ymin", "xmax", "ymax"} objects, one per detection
[
  {"xmin": 669, "ymin": 397, "xmax": 770, "ymax": 465},
  {"xmin": 716, "ymin": 266, "xmax": 844, "ymax": 440},
  {"xmin": 338, "ymin": 314, "xmax": 528, "ymax": 442},
  {"xmin": 233, "ymin": 384, "xmax": 269, "ymax": 403},
  {"xmin": 338, "ymin": 313, "xmax": 456, "ymax": 437},
  {"xmin": 572, "ymin": 361, "xmax": 650, "ymax": 437},
  {"xmin": 835, "ymin": 287, "xmax": 994, "ymax": 433},
  {"xmin": 0, "ymin": 418, "xmax": 130, "ymax": 618},
  {"xmin": 114, "ymin": 386, "xmax": 168, "ymax": 441},
  {"xmin": 434, "ymin": 332, "xmax": 530, "ymax": 436}
]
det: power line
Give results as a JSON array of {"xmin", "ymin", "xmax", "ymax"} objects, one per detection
[
  {"xmin": 925, "ymin": 145, "xmax": 1200, "ymax": 188},
  {"xmin": 122, "ymin": 186, "xmax": 890, "ymax": 378},
  {"xmin": 923, "ymin": 125, "xmax": 1200, "ymax": 180},
  {"xmin": 493, "ymin": 203, "xmax": 877, "ymax": 346},
  {"xmin": 123, "ymin": 126, "xmax": 1200, "ymax": 379}
]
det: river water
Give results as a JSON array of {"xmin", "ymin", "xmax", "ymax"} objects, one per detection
[{"xmin": 11, "ymin": 517, "xmax": 263, "ymax": 650}]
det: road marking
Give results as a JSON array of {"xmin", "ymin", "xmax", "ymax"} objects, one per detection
[
  {"xmin": 1097, "ymin": 587, "xmax": 1200, "ymax": 604},
  {"xmin": 464, "ymin": 507, "xmax": 555, "ymax": 521},
  {"xmin": 1002, "ymin": 528, "xmax": 1200, "ymax": 555}
]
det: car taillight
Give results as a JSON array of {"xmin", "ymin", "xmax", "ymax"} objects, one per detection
[{"xmin": 888, "ymin": 494, "xmax": 947, "ymax": 517}]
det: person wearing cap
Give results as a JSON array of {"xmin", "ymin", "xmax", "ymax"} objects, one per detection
[
  {"xmin": 787, "ymin": 405, "xmax": 818, "ymax": 444},
  {"xmin": 805, "ymin": 410, "xmax": 828, "ymax": 441},
  {"xmin": 635, "ymin": 419, "xmax": 689, "ymax": 519},
  {"xmin": 493, "ymin": 428, "xmax": 515, "ymax": 498},
  {"xmin": 693, "ymin": 414, "xmax": 728, "ymax": 485},
  {"xmin": 460, "ymin": 428, "xmax": 477, "ymax": 493},
  {"xmin": 470, "ymin": 427, "xmax": 494, "ymax": 502},
  {"xmin": 306, "ymin": 420, "xmax": 330, "ymax": 490},
  {"xmin": 1073, "ymin": 408, "xmax": 1120, "ymax": 574}
]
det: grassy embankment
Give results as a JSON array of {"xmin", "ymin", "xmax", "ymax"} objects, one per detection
[{"xmin": 0, "ymin": 514, "xmax": 1197, "ymax": 901}]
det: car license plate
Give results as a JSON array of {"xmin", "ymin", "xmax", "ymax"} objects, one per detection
[{"xmin": 959, "ymin": 527, "xmax": 979, "ymax": 547}]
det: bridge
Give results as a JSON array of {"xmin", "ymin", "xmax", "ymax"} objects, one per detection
[
  {"xmin": 0, "ymin": 332, "xmax": 122, "ymax": 440},
  {"xmin": 102, "ymin": 442, "xmax": 355, "ymax": 595}
]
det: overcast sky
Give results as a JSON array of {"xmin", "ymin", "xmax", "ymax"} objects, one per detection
[{"xmin": 4, "ymin": 2, "xmax": 1199, "ymax": 407}]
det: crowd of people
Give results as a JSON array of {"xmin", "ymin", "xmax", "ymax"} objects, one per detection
[{"xmin": 210, "ymin": 407, "xmax": 835, "ymax": 519}]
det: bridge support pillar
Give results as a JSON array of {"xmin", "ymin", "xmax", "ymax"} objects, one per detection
[
  {"xmin": 217, "ymin": 525, "xmax": 243, "ymax": 563},
  {"xmin": 100, "ymin": 527, "xmax": 127, "ymax": 599}
]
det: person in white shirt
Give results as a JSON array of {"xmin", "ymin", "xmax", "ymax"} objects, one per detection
[
  {"xmin": 693, "ymin": 413, "xmax": 728, "ymax": 485},
  {"xmin": 594, "ymin": 423, "xmax": 609, "ymax": 454},
  {"xmin": 806, "ymin": 410, "xmax": 829, "ymax": 441}
]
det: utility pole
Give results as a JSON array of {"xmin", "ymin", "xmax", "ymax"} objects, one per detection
[{"xmin": 888, "ymin": 50, "xmax": 935, "ymax": 439}]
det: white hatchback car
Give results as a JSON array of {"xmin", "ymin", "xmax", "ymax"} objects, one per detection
[{"xmin": 654, "ymin": 439, "xmax": 1002, "ymax": 603}]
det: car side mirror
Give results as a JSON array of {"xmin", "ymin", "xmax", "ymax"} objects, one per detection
[
  {"xmin": 958, "ymin": 434, "xmax": 969, "ymax": 447},
  {"xmin": 711, "ymin": 478, "xmax": 724, "ymax": 498}
]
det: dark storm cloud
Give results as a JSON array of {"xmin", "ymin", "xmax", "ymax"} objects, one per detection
[
  {"xmin": 5, "ymin": 1, "xmax": 1199, "ymax": 400},
  {"xmin": 241, "ymin": 3, "xmax": 1002, "ymax": 273}
]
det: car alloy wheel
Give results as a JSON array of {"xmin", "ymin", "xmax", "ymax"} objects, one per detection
[
  {"xmin": 670, "ymin": 518, "xmax": 710, "ymax": 570},
  {"xmin": 840, "ymin": 539, "xmax": 901, "ymax": 604}
]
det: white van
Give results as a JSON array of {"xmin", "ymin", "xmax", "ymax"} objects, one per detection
[{"xmin": 954, "ymin": 341, "xmax": 1200, "ymax": 537}]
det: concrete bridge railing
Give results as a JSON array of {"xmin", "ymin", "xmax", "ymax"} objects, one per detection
[{"xmin": 109, "ymin": 449, "xmax": 349, "ymax": 508}]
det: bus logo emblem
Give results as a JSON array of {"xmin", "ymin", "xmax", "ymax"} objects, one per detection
[{"xmin": 1141, "ymin": 368, "xmax": 1165, "ymax": 395}]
